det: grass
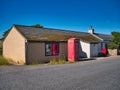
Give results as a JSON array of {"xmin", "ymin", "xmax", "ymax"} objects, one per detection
[
  {"xmin": 58, "ymin": 58, "xmax": 67, "ymax": 64},
  {"xmin": 0, "ymin": 41, "xmax": 11, "ymax": 65},
  {"xmin": 49, "ymin": 58, "xmax": 67, "ymax": 65},
  {"xmin": 0, "ymin": 42, "xmax": 8, "ymax": 65},
  {"xmin": 0, "ymin": 55, "xmax": 10, "ymax": 65},
  {"xmin": 0, "ymin": 41, "xmax": 9, "ymax": 65},
  {"xmin": 49, "ymin": 58, "xmax": 59, "ymax": 64}
]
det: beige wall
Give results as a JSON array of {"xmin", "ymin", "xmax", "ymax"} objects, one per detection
[
  {"xmin": 27, "ymin": 42, "xmax": 67, "ymax": 64},
  {"xmin": 3, "ymin": 27, "xmax": 26, "ymax": 64},
  {"xmin": 80, "ymin": 40, "xmax": 90, "ymax": 58}
]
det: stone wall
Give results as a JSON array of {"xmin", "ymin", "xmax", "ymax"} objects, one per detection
[{"xmin": 108, "ymin": 49, "xmax": 118, "ymax": 56}]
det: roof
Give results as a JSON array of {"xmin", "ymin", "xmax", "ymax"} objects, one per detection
[
  {"xmin": 94, "ymin": 33, "xmax": 112, "ymax": 41},
  {"xmin": 13, "ymin": 25, "xmax": 102, "ymax": 43}
]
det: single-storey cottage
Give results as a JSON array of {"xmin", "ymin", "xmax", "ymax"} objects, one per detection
[{"xmin": 3, "ymin": 25, "xmax": 103, "ymax": 64}]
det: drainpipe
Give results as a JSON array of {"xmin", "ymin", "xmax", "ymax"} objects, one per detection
[{"xmin": 25, "ymin": 40, "xmax": 28, "ymax": 65}]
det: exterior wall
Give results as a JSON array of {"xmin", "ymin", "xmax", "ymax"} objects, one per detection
[
  {"xmin": 97, "ymin": 43, "xmax": 102, "ymax": 53},
  {"xmin": 90, "ymin": 43, "xmax": 99, "ymax": 57},
  {"xmin": 80, "ymin": 40, "xmax": 90, "ymax": 58},
  {"xmin": 59, "ymin": 42, "xmax": 68, "ymax": 58},
  {"xmin": 108, "ymin": 49, "xmax": 118, "ymax": 56},
  {"xmin": 3, "ymin": 27, "xmax": 26, "ymax": 64},
  {"xmin": 27, "ymin": 42, "xmax": 67, "ymax": 64},
  {"xmin": 80, "ymin": 41, "xmax": 102, "ymax": 58}
]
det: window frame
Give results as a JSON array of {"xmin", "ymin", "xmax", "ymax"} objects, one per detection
[{"xmin": 45, "ymin": 42, "xmax": 59, "ymax": 56}]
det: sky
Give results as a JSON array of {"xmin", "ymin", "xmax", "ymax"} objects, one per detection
[{"xmin": 0, "ymin": 0, "xmax": 120, "ymax": 38}]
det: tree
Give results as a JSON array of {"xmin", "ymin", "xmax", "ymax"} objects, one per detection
[
  {"xmin": 107, "ymin": 42, "xmax": 118, "ymax": 49},
  {"xmin": 1, "ymin": 29, "xmax": 10, "ymax": 40},
  {"xmin": 111, "ymin": 31, "xmax": 120, "ymax": 45},
  {"xmin": 32, "ymin": 24, "xmax": 43, "ymax": 28}
]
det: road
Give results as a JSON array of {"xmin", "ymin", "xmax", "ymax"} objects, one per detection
[{"xmin": 0, "ymin": 56, "xmax": 120, "ymax": 90}]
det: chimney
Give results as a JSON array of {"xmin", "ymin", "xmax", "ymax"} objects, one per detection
[{"xmin": 88, "ymin": 25, "xmax": 94, "ymax": 34}]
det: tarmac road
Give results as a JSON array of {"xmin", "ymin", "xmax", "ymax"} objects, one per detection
[{"xmin": 0, "ymin": 56, "xmax": 120, "ymax": 90}]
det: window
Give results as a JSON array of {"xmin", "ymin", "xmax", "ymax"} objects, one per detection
[{"xmin": 45, "ymin": 43, "xmax": 59, "ymax": 56}]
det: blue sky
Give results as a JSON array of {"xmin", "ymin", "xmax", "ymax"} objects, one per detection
[{"xmin": 0, "ymin": 0, "xmax": 120, "ymax": 38}]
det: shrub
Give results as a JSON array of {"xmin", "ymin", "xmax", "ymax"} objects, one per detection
[
  {"xmin": 58, "ymin": 58, "xmax": 67, "ymax": 64},
  {"xmin": 111, "ymin": 31, "xmax": 120, "ymax": 45},
  {"xmin": 0, "ymin": 56, "xmax": 9, "ymax": 65},
  {"xmin": 49, "ymin": 58, "xmax": 67, "ymax": 64},
  {"xmin": 49, "ymin": 58, "xmax": 59, "ymax": 64},
  {"xmin": 68, "ymin": 61, "xmax": 75, "ymax": 64}
]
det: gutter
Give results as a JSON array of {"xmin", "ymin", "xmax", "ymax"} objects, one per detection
[{"xmin": 27, "ymin": 40, "xmax": 67, "ymax": 43}]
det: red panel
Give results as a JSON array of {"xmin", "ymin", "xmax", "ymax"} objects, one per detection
[
  {"xmin": 53, "ymin": 43, "xmax": 57, "ymax": 54},
  {"xmin": 68, "ymin": 38, "xmax": 80, "ymax": 62},
  {"xmin": 102, "ymin": 47, "xmax": 107, "ymax": 56}
]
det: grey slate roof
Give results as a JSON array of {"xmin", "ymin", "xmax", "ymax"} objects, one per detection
[
  {"xmin": 14, "ymin": 25, "xmax": 102, "ymax": 42},
  {"xmin": 94, "ymin": 33, "xmax": 112, "ymax": 41}
]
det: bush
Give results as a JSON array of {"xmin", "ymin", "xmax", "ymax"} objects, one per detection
[
  {"xmin": 0, "ymin": 44, "xmax": 2, "ymax": 55},
  {"xmin": 111, "ymin": 31, "xmax": 120, "ymax": 45},
  {"xmin": 0, "ymin": 56, "xmax": 9, "ymax": 65},
  {"xmin": 58, "ymin": 58, "xmax": 66, "ymax": 64},
  {"xmin": 49, "ymin": 58, "xmax": 59, "ymax": 64},
  {"xmin": 49, "ymin": 58, "xmax": 67, "ymax": 65},
  {"xmin": 107, "ymin": 42, "xmax": 118, "ymax": 49}
]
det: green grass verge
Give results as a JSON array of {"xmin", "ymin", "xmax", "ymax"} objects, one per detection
[
  {"xmin": 49, "ymin": 58, "xmax": 67, "ymax": 65},
  {"xmin": 0, "ymin": 56, "xmax": 10, "ymax": 65},
  {"xmin": 0, "ymin": 41, "xmax": 10, "ymax": 65}
]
